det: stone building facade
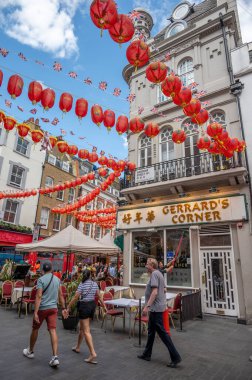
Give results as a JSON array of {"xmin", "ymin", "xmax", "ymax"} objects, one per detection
[{"xmin": 119, "ymin": 0, "xmax": 252, "ymax": 323}]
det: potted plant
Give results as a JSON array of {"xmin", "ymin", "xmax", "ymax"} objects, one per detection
[{"xmin": 62, "ymin": 278, "xmax": 81, "ymax": 330}]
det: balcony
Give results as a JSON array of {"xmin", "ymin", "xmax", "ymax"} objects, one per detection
[{"xmin": 121, "ymin": 152, "xmax": 247, "ymax": 200}]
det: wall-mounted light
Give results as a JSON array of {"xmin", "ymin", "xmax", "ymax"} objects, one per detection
[{"xmin": 209, "ymin": 186, "xmax": 219, "ymax": 193}]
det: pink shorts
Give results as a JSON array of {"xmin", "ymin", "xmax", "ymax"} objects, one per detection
[{"xmin": 32, "ymin": 308, "xmax": 58, "ymax": 330}]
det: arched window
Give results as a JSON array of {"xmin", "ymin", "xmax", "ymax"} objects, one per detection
[
  {"xmin": 182, "ymin": 119, "xmax": 200, "ymax": 175},
  {"xmin": 139, "ymin": 135, "xmax": 152, "ymax": 167},
  {"xmin": 160, "ymin": 127, "xmax": 175, "ymax": 162},
  {"xmin": 178, "ymin": 58, "xmax": 194, "ymax": 86},
  {"xmin": 210, "ymin": 111, "xmax": 226, "ymax": 127}
]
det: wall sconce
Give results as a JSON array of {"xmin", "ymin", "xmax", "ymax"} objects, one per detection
[{"xmin": 209, "ymin": 186, "xmax": 219, "ymax": 193}]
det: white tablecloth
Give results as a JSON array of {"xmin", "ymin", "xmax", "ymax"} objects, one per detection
[
  {"xmin": 11, "ymin": 287, "xmax": 33, "ymax": 304},
  {"xmin": 105, "ymin": 286, "xmax": 133, "ymax": 299}
]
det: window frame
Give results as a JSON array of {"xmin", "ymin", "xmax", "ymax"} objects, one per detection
[
  {"xmin": 3, "ymin": 199, "xmax": 21, "ymax": 224},
  {"xmin": 159, "ymin": 127, "xmax": 175, "ymax": 162},
  {"xmin": 177, "ymin": 58, "xmax": 194, "ymax": 87},
  {"xmin": 7, "ymin": 162, "xmax": 29, "ymax": 189},
  {"xmin": 40, "ymin": 207, "xmax": 50, "ymax": 229},
  {"xmin": 53, "ymin": 213, "xmax": 61, "ymax": 231},
  {"xmin": 56, "ymin": 189, "xmax": 64, "ymax": 201},
  {"xmin": 138, "ymin": 135, "xmax": 152, "ymax": 167},
  {"xmin": 65, "ymin": 214, "xmax": 72, "ymax": 227},
  {"xmin": 68, "ymin": 188, "xmax": 75, "ymax": 204},
  {"xmin": 15, "ymin": 137, "xmax": 30, "ymax": 157}
]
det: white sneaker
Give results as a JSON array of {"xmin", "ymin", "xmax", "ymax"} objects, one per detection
[
  {"xmin": 23, "ymin": 348, "xmax": 34, "ymax": 359},
  {"xmin": 49, "ymin": 356, "xmax": 59, "ymax": 367}
]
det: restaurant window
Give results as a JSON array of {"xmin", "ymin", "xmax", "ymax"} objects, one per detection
[
  {"xmin": 166, "ymin": 229, "xmax": 191, "ymax": 287},
  {"xmin": 40, "ymin": 207, "xmax": 50, "ymax": 229},
  {"xmin": 131, "ymin": 231, "xmax": 163, "ymax": 284},
  {"xmin": 3, "ymin": 200, "xmax": 19, "ymax": 223},
  {"xmin": 53, "ymin": 213, "xmax": 61, "ymax": 231}
]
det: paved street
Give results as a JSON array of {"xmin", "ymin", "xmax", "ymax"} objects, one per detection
[{"xmin": 0, "ymin": 307, "xmax": 252, "ymax": 380}]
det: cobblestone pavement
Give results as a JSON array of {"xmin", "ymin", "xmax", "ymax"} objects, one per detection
[{"xmin": 0, "ymin": 306, "xmax": 252, "ymax": 380}]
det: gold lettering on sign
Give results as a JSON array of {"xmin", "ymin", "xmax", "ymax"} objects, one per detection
[
  {"xmin": 146, "ymin": 211, "xmax": 155, "ymax": 223},
  {"xmin": 134, "ymin": 212, "xmax": 143, "ymax": 224},
  {"xmin": 163, "ymin": 206, "xmax": 169, "ymax": 215},
  {"xmin": 122, "ymin": 213, "xmax": 132, "ymax": 225},
  {"xmin": 221, "ymin": 199, "xmax": 229, "ymax": 209}
]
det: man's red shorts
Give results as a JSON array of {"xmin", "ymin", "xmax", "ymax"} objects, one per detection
[{"xmin": 32, "ymin": 308, "xmax": 58, "ymax": 330}]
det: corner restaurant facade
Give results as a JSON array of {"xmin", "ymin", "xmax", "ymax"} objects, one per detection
[{"xmin": 117, "ymin": 194, "xmax": 252, "ymax": 323}]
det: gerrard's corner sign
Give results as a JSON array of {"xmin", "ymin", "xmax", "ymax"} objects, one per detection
[{"xmin": 117, "ymin": 195, "xmax": 247, "ymax": 230}]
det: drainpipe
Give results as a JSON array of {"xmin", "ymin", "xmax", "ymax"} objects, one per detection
[{"xmin": 220, "ymin": 14, "xmax": 252, "ymax": 230}]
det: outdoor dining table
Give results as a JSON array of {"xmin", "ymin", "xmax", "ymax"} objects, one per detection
[
  {"xmin": 105, "ymin": 285, "xmax": 133, "ymax": 299},
  {"xmin": 104, "ymin": 297, "xmax": 144, "ymax": 338},
  {"xmin": 11, "ymin": 286, "xmax": 33, "ymax": 305}
]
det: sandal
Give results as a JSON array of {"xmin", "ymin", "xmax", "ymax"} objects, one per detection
[
  {"xmin": 84, "ymin": 357, "xmax": 98, "ymax": 364},
  {"xmin": 72, "ymin": 347, "xmax": 80, "ymax": 354}
]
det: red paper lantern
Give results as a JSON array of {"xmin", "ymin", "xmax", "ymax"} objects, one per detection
[
  {"xmin": 89, "ymin": 152, "xmax": 98, "ymax": 163},
  {"xmin": 172, "ymin": 129, "xmax": 186, "ymax": 144},
  {"xmin": 67, "ymin": 145, "xmax": 78, "ymax": 156},
  {"xmin": 221, "ymin": 148, "xmax": 234, "ymax": 158},
  {"xmin": 127, "ymin": 162, "xmax": 136, "ymax": 171},
  {"xmin": 75, "ymin": 98, "xmax": 88, "ymax": 120},
  {"xmin": 208, "ymin": 141, "xmax": 220, "ymax": 155},
  {"xmin": 17, "ymin": 123, "xmax": 30, "ymax": 138},
  {"xmin": 129, "ymin": 117, "xmax": 145, "ymax": 134},
  {"xmin": 90, "ymin": 0, "xmax": 118, "ymax": 34},
  {"xmin": 28, "ymin": 81, "xmax": 43, "ymax": 104},
  {"xmin": 126, "ymin": 40, "xmax": 150, "ymax": 69},
  {"xmin": 146, "ymin": 61, "xmax": 168, "ymax": 84},
  {"xmin": 172, "ymin": 87, "xmax": 192, "ymax": 107},
  {"xmin": 113, "ymin": 170, "xmax": 121, "ymax": 177},
  {"xmin": 197, "ymin": 136, "xmax": 211, "ymax": 150},
  {"xmin": 207, "ymin": 123, "xmax": 223, "ymax": 138},
  {"xmin": 7, "ymin": 74, "xmax": 24, "ymax": 99},
  {"xmin": 0, "ymin": 110, "xmax": 5, "ymax": 123},
  {"xmin": 116, "ymin": 115, "xmax": 128, "ymax": 135},
  {"xmin": 183, "ymin": 98, "xmax": 201, "ymax": 118},
  {"xmin": 91, "ymin": 104, "xmax": 104, "ymax": 126},
  {"xmin": 161, "ymin": 74, "xmax": 182, "ymax": 98},
  {"xmin": 78, "ymin": 149, "xmax": 90, "ymax": 160},
  {"xmin": 31, "ymin": 130, "xmax": 44, "ymax": 144},
  {"xmin": 109, "ymin": 14, "xmax": 134, "ymax": 43},
  {"xmin": 191, "ymin": 109, "xmax": 209, "ymax": 125},
  {"xmin": 4, "ymin": 116, "xmax": 17, "ymax": 131},
  {"xmin": 218, "ymin": 129, "xmax": 229, "ymax": 143},
  {"xmin": 87, "ymin": 172, "xmax": 95, "ymax": 181},
  {"xmin": 57, "ymin": 140, "xmax": 68, "ymax": 154},
  {"xmin": 49, "ymin": 136, "xmax": 57, "ymax": 148},
  {"xmin": 41, "ymin": 88, "xmax": 55, "ymax": 110},
  {"xmin": 107, "ymin": 158, "xmax": 116, "ymax": 169},
  {"xmin": 144, "ymin": 123, "xmax": 159, "ymax": 138},
  {"xmin": 59, "ymin": 92, "xmax": 73, "ymax": 113},
  {"xmin": 226, "ymin": 137, "xmax": 239, "ymax": 152},
  {"xmin": 98, "ymin": 155, "xmax": 108, "ymax": 166},
  {"xmin": 108, "ymin": 172, "xmax": 115, "ymax": 182},
  {"xmin": 237, "ymin": 140, "xmax": 246, "ymax": 152},
  {"xmin": 98, "ymin": 167, "xmax": 108, "ymax": 177},
  {"xmin": 117, "ymin": 160, "xmax": 126, "ymax": 171},
  {"xmin": 103, "ymin": 109, "xmax": 115, "ymax": 131},
  {"xmin": 0, "ymin": 70, "xmax": 3, "ymax": 86}
]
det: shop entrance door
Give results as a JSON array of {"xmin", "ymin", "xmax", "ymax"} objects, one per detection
[{"xmin": 200, "ymin": 248, "xmax": 238, "ymax": 316}]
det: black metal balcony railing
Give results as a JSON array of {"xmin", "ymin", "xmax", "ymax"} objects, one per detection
[{"xmin": 121, "ymin": 152, "xmax": 245, "ymax": 190}]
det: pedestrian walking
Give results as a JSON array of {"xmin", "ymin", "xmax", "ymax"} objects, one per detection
[
  {"xmin": 66, "ymin": 269, "xmax": 105, "ymax": 364},
  {"xmin": 137, "ymin": 258, "xmax": 182, "ymax": 368},
  {"xmin": 23, "ymin": 261, "xmax": 67, "ymax": 367}
]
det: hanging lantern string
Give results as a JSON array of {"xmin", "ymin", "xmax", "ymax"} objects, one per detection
[
  {"xmin": 0, "ymin": 45, "xmax": 131, "ymax": 102},
  {"xmin": 0, "ymin": 105, "xmax": 126, "ymax": 161},
  {"xmin": 0, "ymin": 63, "xmax": 129, "ymax": 115}
]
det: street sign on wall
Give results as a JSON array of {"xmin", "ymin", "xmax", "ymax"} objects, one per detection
[{"xmin": 135, "ymin": 167, "xmax": 155, "ymax": 183}]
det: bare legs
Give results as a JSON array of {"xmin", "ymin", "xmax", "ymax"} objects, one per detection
[
  {"xmin": 29, "ymin": 328, "xmax": 58, "ymax": 357},
  {"xmin": 48, "ymin": 329, "xmax": 58, "ymax": 356},
  {"xmin": 74, "ymin": 319, "xmax": 97, "ymax": 361},
  {"xmin": 29, "ymin": 329, "xmax": 38, "ymax": 352}
]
